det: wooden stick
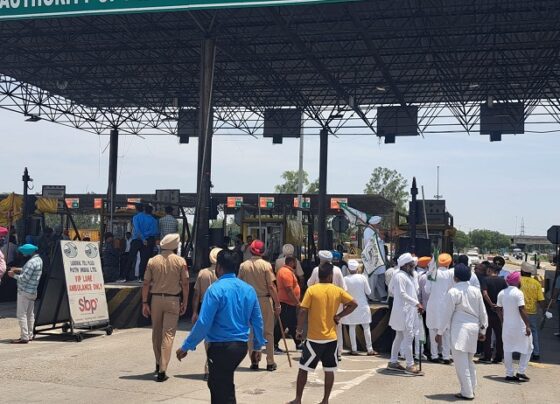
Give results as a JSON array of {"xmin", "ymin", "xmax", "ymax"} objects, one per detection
[{"xmin": 276, "ymin": 313, "xmax": 292, "ymax": 367}]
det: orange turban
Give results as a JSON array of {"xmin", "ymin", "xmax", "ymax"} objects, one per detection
[
  {"xmin": 417, "ymin": 256, "xmax": 431, "ymax": 268},
  {"xmin": 438, "ymin": 253, "xmax": 452, "ymax": 267}
]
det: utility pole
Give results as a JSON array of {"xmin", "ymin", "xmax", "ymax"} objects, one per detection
[{"xmin": 434, "ymin": 165, "xmax": 443, "ymax": 200}]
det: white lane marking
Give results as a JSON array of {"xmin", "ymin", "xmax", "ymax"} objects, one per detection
[{"xmin": 330, "ymin": 364, "xmax": 385, "ymax": 399}]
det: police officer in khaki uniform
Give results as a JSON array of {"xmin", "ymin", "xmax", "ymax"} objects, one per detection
[
  {"xmin": 141, "ymin": 233, "xmax": 189, "ymax": 382},
  {"xmin": 238, "ymin": 239, "xmax": 281, "ymax": 371},
  {"xmin": 191, "ymin": 246, "xmax": 221, "ymax": 380}
]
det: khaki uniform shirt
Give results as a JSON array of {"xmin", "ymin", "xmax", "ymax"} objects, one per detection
[
  {"xmin": 194, "ymin": 265, "xmax": 217, "ymax": 301},
  {"xmin": 144, "ymin": 251, "xmax": 188, "ymax": 295},
  {"xmin": 239, "ymin": 257, "xmax": 276, "ymax": 297},
  {"xmin": 275, "ymin": 256, "xmax": 304, "ymax": 278}
]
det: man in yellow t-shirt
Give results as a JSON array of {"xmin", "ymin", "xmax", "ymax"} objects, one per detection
[
  {"xmin": 519, "ymin": 262, "xmax": 545, "ymax": 360},
  {"xmin": 289, "ymin": 262, "xmax": 357, "ymax": 404}
]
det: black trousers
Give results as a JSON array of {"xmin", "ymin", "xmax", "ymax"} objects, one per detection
[
  {"xmin": 483, "ymin": 312, "xmax": 503, "ymax": 361},
  {"xmin": 139, "ymin": 237, "xmax": 156, "ymax": 280},
  {"xmin": 126, "ymin": 239, "xmax": 143, "ymax": 280},
  {"xmin": 274, "ymin": 302, "xmax": 298, "ymax": 347},
  {"xmin": 207, "ymin": 341, "xmax": 248, "ymax": 404}
]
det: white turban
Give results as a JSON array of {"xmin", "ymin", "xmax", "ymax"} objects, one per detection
[
  {"xmin": 282, "ymin": 244, "xmax": 295, "ymax": 256},
  {"xmin": 397, "ymin": 253, "xmax": 414, "ymax": 268},
  {"xmin": 348, "ymin": 259, "xmax": 360, "ymax": 272},
  {"xmin": 368, "ymin": 216, "xmax": 382, "ymax": 225},
  {"xmin": 318, "ymin": 250, "xmax": 333, "ymax": 262}
]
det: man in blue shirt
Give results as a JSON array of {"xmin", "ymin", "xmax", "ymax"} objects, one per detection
[
  {"xmin": 128, "ymin": 204, "xmax": 158, "ymax": 281},
  {"xmin": 176, "ymin": 249, "xmax": 265, "ymax": 404}
]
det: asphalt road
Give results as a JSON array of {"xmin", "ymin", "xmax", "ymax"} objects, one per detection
[{"xmin": 1, "ymin": 301, "xmax": 560, "ymax": 403}]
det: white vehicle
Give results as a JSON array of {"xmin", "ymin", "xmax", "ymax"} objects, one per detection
[{"xmin": 466, "ymin": 250, "xmax": 481, "ymax": 266}]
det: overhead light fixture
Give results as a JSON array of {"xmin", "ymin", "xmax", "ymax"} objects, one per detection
[
  {"xmin": 376, "ymin": 86, "xmax": 386, "ymax": 92},
  {"xmin": 25, "ymin": 114, "xmax": 42, "ymax": 122},
  {"xmin": 56, "ymin": 80, "xmax": 68, "ymax": 90}
]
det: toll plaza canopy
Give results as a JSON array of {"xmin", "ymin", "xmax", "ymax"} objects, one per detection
[
  {"xmin": 3, "ymin": 0, "xmax": 560, "ymax": 267},
  {"xmin": 2, "ymin": 0, "xmax": 560, "ymax": 137}
]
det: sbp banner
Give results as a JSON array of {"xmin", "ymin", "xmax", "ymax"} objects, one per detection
[
  {"xmin": 60, "ymin": 240, "xmax": 109, "ymax": 327},
  {"xmin": 0, "ymin": 0, "xmax": 350, "ymax": 21}
]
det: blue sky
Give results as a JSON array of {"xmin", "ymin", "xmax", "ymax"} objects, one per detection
[{"xmin": 1, "ymin": 108, "xmax": 557, "ymax": 236}]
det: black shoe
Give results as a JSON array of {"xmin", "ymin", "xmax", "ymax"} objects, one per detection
[
  {"xmin": 454, "ymin": 393, "xmax": 474, "ymax": 401},
  {"xmin": 442, "ymin": 359, "xmax": 452, "ymax": 365},
  {"xmin": 428, "ymin": 357, "xmax": 442, "ymax": 363},
  {"xmin": 531, "ymin": 354, "xmax": 540, "ymax": 362},
  {"xmin": 516, "ymin": 373, "xmax": 530, "ymax": 381},
  {"xmin": 155, "ymin": 364, "xmax": 160, "ymax": 374},
  {"xmin": 156, "ymin": 372, "xmax": 169, "ymax": 382},
  {"xmin": 266, "ymin": 363, "xmax": 277, "ymax": 371},
  {"xmin": 492, "ymin": 359, "xmax": 503, "ymax": 364},
  {"xmin": 250, "ymin": 363, "xmax": 259, "ymax": 370},
  {"xmin": 476, "ymin": 358, "xmax": 492, "ymax": 364},
  {"xmin": 505, "ymin": 376, "xmax": 520, "ymax": 382}
]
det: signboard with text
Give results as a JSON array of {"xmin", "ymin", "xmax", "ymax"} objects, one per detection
[
  {"xmin": 65, "ymin": 197, "xmax": 80, "ymax": 209},
  {"xmin": 60, "ymin": 241, "xmax": 109, "ymax": 327},
  {"xmin": 259, "ymin": 196, "xmax": 275, "ymax": 209},
  {"xmin": 127, "ymin": 197, "xmax": 141, "ymax": 209},
  {"xmin": 0, "ymin": 0, "xmax": 346, "ymax": 21},
  {"xmin": 293, "ymin": 197, "xmax": 311, "ymax": 208},
  {"xmin": 42, "ymin": 185, "xmax": 66, "ymax": 199},
  {"xmin": 330, "ymin": 197, "xmax": 348, "ymax": 209},
  {"xmin": 227, "ymin": 196, "xmax": 244, "ymax": 208},
  {"xmin": 93, "ymin": 198, "xmax": 103, "ymax": 209}
]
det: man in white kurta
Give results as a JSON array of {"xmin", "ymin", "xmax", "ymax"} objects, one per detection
[
  {"xmin": 414, "ymin": 257, "xmax": 431, "ymax": 360},
  {"xmin": 387, "ymin": 253, "xmax": 423, "ymax": 375},
  {"xmin": 497, "ymin": 271, "xmax": 533, "ymax": 382},
  {"xmin": 425, "ymin": 253, "xmax": 454, "ymax": 363},
  {"xmin": 437, "ymin": 264, "xmax": 488, "ymax": 400},
  {"xmin": 308, "ymin": 250, "xmax": 347, "ymax": 359},
  {"xmin": 341, "ymin": 260, "xmax": 376, "ymax": 355},
  {"xmin": 362, "ymin": 216, "xmax": 387, "ymax": 302},
  {"xmin": 425, "ymin": 254, "xmax": 480, "ymax": 363}
]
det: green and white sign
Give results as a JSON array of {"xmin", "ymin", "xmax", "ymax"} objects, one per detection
[{"xmin": 0, "ymin": 0, "xmax": 349, "ymax": 21}]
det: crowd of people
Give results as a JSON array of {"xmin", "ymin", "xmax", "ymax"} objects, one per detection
[{"xmin": 2, "ymin": 213, "xmax": 559, "ymax": 403}]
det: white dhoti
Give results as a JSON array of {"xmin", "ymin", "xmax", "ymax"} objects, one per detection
[{"xmin": 452, "ymin": 348, "xmax": 477, "ymax": 399}]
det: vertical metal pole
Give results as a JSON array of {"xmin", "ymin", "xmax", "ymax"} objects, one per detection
[
  {"xmin": 409, "ymin": 177, "xmax": 418, "ymax": 254},
  {"xmin": 297, "ymin": 133, "xmax": 304, "ymax": 222},
  {"xmin": 193, "ymin": 37, "xmax": 216, "ymax": 271},
  {"xmin": 107, "ymin": 128, "xmax": 119, "ymax": 233},
  {"xmin": 317, "ymin": 129, "xmax": 328, "ymax": 250},
  {"xmin": 22, "ymin": 167, "xmax": 31, "ymax": 238}
]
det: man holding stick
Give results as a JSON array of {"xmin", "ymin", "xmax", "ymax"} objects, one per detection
[{"xmin": 274, "ymin": 256, "xmax": 301, "ymax": 353}]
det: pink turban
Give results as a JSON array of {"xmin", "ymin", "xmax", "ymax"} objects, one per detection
[
  {"xmin": 506, "ymin": 271, "xmax": 521, "ymax": 286},
  {"xmin": 0, "ymin": 227, "xmax": 8, "ymax": 237}
]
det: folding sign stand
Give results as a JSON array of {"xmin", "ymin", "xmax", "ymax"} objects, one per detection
[{"xmin": 34, "ymin": 242, "xmax": 112, "ymax": 342}]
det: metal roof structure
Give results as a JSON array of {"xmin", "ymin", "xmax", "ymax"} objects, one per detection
[{"xmin": 2, "ymin": 0, "xmax": 560, "ymax": 137}]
